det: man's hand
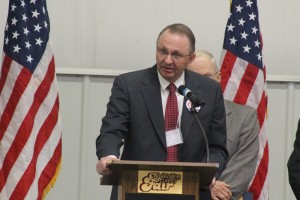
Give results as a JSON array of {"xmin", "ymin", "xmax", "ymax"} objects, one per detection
[
  {"xmin": 211, "ymin": 180, "xmax": 232, "ymax": 200},
  {"xmin": 96, "ymin": 156, "xmax": 119, "ymax": 175}
]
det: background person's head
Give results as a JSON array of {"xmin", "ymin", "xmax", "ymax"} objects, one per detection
[
  {"xmin": 187, "ymin": 50, "xmax": 221, "ymax": 82},
  {"xmin": 156, "ymin": 23, "xmax": 196, "ymax": 83}
]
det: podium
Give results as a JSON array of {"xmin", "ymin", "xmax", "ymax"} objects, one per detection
[{"xmin": 101, "ymin": 160, "xmax": 218, "ymax": 200}]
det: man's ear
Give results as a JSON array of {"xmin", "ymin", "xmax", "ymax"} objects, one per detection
[{"xmin": 216, "ymin": 71, "xmax": 222, "ymax": 82}]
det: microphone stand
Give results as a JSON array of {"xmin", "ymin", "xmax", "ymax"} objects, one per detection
[{"xmin": 191, "ymin": 105, "xmax": 210, "ymax": 163}]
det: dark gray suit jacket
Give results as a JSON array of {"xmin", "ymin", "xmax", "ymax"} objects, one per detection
[
  {"xmin": 96, "ymin": 66, "xmax": 228, "ymax": 199},
  {"xmin": 220, "ymin": 100, "xmax": 259, "ymax": 200},
  {"xmin": 288, "ymin": 118, "xmax": 300, "ymax": 199}
]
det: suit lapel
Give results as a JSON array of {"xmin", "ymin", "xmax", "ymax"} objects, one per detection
[
  {"xmin": 224, "ymin": 100, "xmax": 232, "ymax": 129},
  {"xmin": 180, "ymin": 71, "xmax": 199, "ymax": 142},
  {"xmin": 139, "ymin": 66, "xmax": 167, "ymax": 147}
]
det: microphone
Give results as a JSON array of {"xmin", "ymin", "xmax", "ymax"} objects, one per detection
[
  {"xmin": 178, "ymin": 85, "xmax": 210, "ymax": 163},
  {"xmin": 178, "ymin": 85, "xmax": 205, "ymax": 107}
]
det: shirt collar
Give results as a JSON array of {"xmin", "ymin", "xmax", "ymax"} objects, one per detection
[{"xmin": 157, "ymin": 70, "xmax": 185, "ymax": 91}]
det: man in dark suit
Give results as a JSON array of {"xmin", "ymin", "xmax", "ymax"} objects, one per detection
[
  {"xmin": 188, "ymin": 50, "xmax": 259, "ymax": 200},
  {"xmin": 96, "ymin": 23, "xmax": 228, "ymax": 200},
  {"xmin": 287, "ymin": 118, "xmax": 300, "ymax": 199}
]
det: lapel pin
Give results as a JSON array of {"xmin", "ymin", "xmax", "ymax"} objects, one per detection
[{"xmin": 186, "ymin": 100, "xmax": 201, "ymax": 112}]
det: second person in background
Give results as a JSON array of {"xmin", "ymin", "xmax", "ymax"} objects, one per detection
[{"xmin": 188, "ymin": 50, "xmax": 259, "ymax": 200}]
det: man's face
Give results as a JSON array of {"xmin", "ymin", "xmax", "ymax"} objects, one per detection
[
  {"xmin": 156, "ymin": 30, "xmax": 195, "ymax": 83},
  {"xmin": 187, "ymin": 56, "xmax": 220, "ymax": 82}
]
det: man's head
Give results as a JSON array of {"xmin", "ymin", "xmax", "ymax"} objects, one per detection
[
  {"xmin": 156, "ymin": 23, "xmax": 196, "ymax": 83},
  {"xmin": 187, "ymin": 50, "xmax": 221, "ymax": 82}
]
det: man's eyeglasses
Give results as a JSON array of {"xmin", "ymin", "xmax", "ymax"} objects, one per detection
[
  {"xmin": 204, "ymin": 71, "xmax": 219, "ymax": 78},
  {"xmin": 157, "ymin": 48, "xmax": 191, "ymax": 61}
]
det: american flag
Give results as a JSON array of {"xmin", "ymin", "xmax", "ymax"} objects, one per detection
[
  {"xmin": 219, "ymin": 0, "xmax": 269, "ymax": 199},
  {"xmin": 0, "ymin": 0, "xmax": 62, "ymax": 199}
]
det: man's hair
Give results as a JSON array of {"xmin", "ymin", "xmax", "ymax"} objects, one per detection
[
  {"xmin": 156, "ymin": 23, "xmax": 195, "ymax": 54},
  {"xmin": 195, "ymin": 50, "xmax": 218, "ymax": 70}
]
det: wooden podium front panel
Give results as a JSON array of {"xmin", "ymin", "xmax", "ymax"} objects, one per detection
[{"xmin": 101, "ymin": 160, "xmax": 217, "ymax": 200}]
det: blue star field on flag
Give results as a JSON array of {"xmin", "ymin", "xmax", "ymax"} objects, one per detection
[
  {"xmin": 3, "ymin": 0, "xmax": 50, "ymax": 72},
  {"xmin": 223, "ymin": 0, "xmax": 263, "ymax": 69}
]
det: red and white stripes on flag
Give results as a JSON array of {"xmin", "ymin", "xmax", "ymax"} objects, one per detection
[
  {"xmin": 220, "ymin": 0, "xmax": 269, "ymax": 199},
  {"xmin": 0, "ymin": 0, "xmax": 62, "ymax": 199}
]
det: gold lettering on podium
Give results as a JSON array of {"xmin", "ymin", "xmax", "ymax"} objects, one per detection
[{"xmin": 138, "ymin": 170, "xmax": 183, "ymax": 194}]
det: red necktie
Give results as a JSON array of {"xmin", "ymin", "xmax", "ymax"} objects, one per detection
[{"xmin": 165, "ymin": 83, "xmax": 179, "ymax": 162}]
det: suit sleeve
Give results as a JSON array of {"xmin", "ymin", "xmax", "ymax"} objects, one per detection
[
  {"xmin": 219, "ymin": 108, "xmax": 259, "ymax": 199},
  {"xmin": 287, "ymin": 119, "xmax": 300, "ymax": 200},
  {"xmin": 96, "ymin": 75, "xmax": 129, "ymax": 159}
]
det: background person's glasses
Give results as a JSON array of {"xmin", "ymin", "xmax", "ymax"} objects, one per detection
[{"xmin": 204, "ymin": 71, "xmax": 219, "ymax": 78}]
